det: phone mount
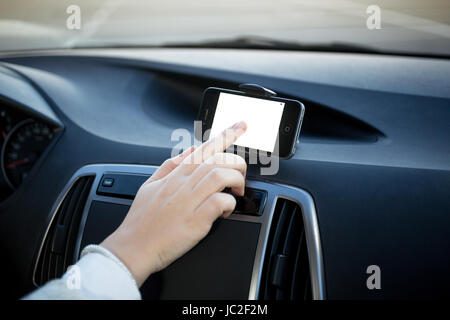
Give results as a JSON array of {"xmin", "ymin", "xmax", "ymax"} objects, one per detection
[{"xmin": 238, "ymin": 83, "xmax": 277, "ymax": 97}]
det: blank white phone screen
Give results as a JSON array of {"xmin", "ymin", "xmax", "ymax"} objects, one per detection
[{"xmin": 209, "ymin": 92, "xmax": 285, "ymax": 152}]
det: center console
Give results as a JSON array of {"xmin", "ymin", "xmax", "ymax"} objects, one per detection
[{"xmin": 33, "ymin": 164, "xmax": 325, "ymax": 300}]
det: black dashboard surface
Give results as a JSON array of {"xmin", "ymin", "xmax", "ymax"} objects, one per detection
[{"xmin": 0, "ymin": 49, "xmax": 449, "ymax": 299}]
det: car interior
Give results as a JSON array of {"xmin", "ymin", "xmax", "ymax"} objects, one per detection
[{"xmin": 0, "ymin": 0, "xmax": 449, "ymax": 301}]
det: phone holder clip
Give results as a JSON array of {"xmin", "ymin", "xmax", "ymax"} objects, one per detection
[{"xmin": 238, "ymin": 83, "xmax": 277, "ymax": 97}]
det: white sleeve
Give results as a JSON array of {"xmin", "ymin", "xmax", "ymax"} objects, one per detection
[{"xmin": 23, "ymin": 245, "xmax": 141, "ymax": 300}]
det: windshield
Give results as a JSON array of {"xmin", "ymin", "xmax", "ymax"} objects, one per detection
[{"xmin": 1, "ymin": 0, "xmax": 449, "ymax": 57}]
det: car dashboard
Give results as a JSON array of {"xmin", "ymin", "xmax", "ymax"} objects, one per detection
[{"xmin": 0, "ymin": 49, "xmax": 449, "ymax": 300}]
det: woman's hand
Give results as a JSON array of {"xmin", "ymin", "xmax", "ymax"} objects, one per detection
[{"xmin": 101, "ymin": 121, "xmax": 247, "ymax": 286}]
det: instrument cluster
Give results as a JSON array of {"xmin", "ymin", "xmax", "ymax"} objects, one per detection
[{"xmin": 0, "ymin": 104, "xmax": 58, "ymax": 201}]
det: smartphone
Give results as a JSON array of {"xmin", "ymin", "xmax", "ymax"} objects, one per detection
[{"xmin": 199, "ymin": 87, "xmax": 305, "ymax": 159}]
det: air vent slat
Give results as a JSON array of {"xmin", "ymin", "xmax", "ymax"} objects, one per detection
[
  {"xmin": 47, "ymin": 250, "xmax": 56, "ymax": 283},
  {"xmin": 260, "ymin": 198, "xmax": 312, "ymax": 300},
  {"xmin": 63, "ymin": 178, "xmax": 92, "ymax": 269},
  {"xmin": 34, "ymin": 175, "xmax": 94, "ymax": 286},
  {"xmin": 270, "ymin": 254, "xmax": 289, "ymax": 288},
  {"xmin": 290, "ymin": 229, "xmax": 307, "ymax": 300},
  {"xmin": 54, "ymin": 255, "xmax": 64, "ymax": 280}
]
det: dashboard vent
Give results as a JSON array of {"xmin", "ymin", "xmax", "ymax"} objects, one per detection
[
  {"xmin": 34, "ymin": 175, "xmax": 94, "ymax": 286},
  {"xmin": 260, "ymin": 198, "xmax": 312, "ymax": 300}
]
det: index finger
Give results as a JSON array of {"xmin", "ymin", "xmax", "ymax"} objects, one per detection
[{"xmin": 189, "ymin": 121, "xmax": 247, "ymax": 164}]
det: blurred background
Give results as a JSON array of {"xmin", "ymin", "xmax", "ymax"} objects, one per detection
[{"xmin": 0, "ymin": 0, "xmax": 449, "ymax": 56}]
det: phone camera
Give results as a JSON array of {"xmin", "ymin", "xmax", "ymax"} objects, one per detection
[{"xmin": 283, "ymin": 125, "xmax": 292, "ymax": 134}]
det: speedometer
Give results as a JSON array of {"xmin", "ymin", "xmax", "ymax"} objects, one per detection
[
  {"xmin": 1, "ymin": 119, "xmax": 54, "ymax": 189},
  {"xmin": 0, "ymin": 108, "xmax": 14, "ymax": 144}
]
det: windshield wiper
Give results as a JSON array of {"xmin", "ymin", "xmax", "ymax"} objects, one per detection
[
  {"xmin": 157, "ymin": 35, "xmax": 381, "ymax": 54},
  {"xmin": 72, "ymin": 36, "xmax": 448, "ymax": 59}
]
